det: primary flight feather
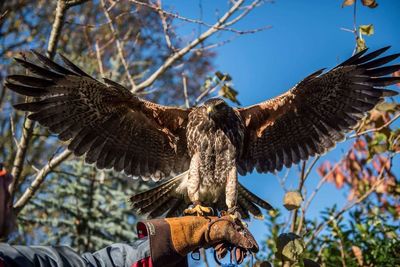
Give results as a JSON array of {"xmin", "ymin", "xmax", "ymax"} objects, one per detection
[{"xmin": 6, "ymin": 47, "xmax": 399, "ymax": 219}]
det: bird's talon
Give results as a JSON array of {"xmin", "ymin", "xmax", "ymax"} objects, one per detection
[{"xmin": 184, "ymin": 204, "xmax": 213, "ymax": 216}]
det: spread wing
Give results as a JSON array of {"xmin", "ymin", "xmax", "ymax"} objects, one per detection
[
  {"xmin": 6, "ymin": 51, "xmax": 191, "ymax": 180},
  {"xmin": 237, "ymin": 47, "xmax": 399, "ymax": 175}
]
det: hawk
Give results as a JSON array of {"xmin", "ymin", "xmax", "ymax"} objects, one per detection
[{"xmin": 6, "ymin": 47, "xmax": 399, "ymax": 219}]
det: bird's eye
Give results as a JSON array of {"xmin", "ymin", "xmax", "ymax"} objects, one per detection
[{"xmin": 215, "ymin": 102, "xmax": 224, "ymax": 110}]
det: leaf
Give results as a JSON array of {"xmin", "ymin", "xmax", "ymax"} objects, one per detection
[
  {"xmin": 303, "ymin": 258, "xmax": 321, "ymax": 267},
  {"xmin": 276, "ymin": 233, "xmax": 305, "ymax": 262},
  {"xmin": 371, "ymin": 132, "xmax": 387, "ymax": 146},
  {"xmin": 342, "ymin": 0, "xmax": 355, "ymax": 7},
  {"xmin": 393, "ymin": 70, "xmax": 400, "ymax": 88},
  {"xmin": 356, "ymin": 37, "xmax": 367, "ymax": 53},
  {"xmin": 283, "ymin": 191, "xmax": 303, "ymax": 210},
  {"xmin": 215, "ymin": 71, "xmax": 232, "ymax": 81},
  {"xmin": 334, "ymin": 171, "xmax": 345, "ymax": 188},
  {"xmin": 218, "ymin": 84, "xmax": 241, "ymax": 105},
  {"xmin": 359, "ymin": 24, "xmax": 374, "ymax": 36},
  {"xmin": 362, "ymin": 0, "xmax": 378, "ymax": 8}
]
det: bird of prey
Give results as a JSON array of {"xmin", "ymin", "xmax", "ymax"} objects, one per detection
[{"xmin": 6, "ymin": 47, "xmax": 399, "ymax": 220}]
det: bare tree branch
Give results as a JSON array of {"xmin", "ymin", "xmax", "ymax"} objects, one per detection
[
  {"xmin": 182, "ymin": 73, "xmax": 190, "ymax": 108},
  {"xmin": 134, "ymin": 0, "xmax": 246, "ymax": 92},
  {"xmin": 66, "ymin": 0, "xmax": 90, "ymax": 8},
  {"xmin": 290, "ymin": 161, "xmax": 306, "ymax": 233},
  {"xmin": 129, "ymin": 0, "xmax": 270, "ymax": 35},
  {"xmin": 10, "ymin": 0, "xmax": 88, "ymax": 210},
  {"xmin": 47, "ymin": 0, "xmax": 68, "ymax": 59},
  {"xmin": 100, "ymin": 0, "xmax": 137, "ymax": 91},
  {"xmin": 348, "ymin": 112, "xmax": 400, "ymax": 139},
  {"xmin": 305, "ymin": 154, "xmax": 393, "ymax": 246},
  {"xmin": 156, "ymin": 0, "xmax": 175, "ymax": 51},
  {"xmin": 13, "ymin": 149, "xmax": 72, "ymax": 213},
  {"xmin": 95, "ymin": 39, "xmax": 105, "ymax": 77}
]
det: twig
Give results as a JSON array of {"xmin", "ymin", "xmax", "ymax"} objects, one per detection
[
  {"xmin": 302, "ymin": 159, "xmax": 343, "ymax": 215},
  {"xmin": 182, "ymin": 73, "xmax": 190, "ymax": 108},
  {"xmin": 193, "ymin": 74, "xmax": 231, "ymax": 107},
  {"xmin": 129, "ymin": 0, "xmax": 270, "ymax": 35},
  {"xmin": 156, "ymin": 0, "xmax": 175, "ymax": 51},
  {"xmin": 13, "ymin": 149, "xmax": 72, "ymax": 214},
  {"xmin": 192, "ymin": 34, "xmax": 239, "ymax": 52},
  {"xmin": 100, "ymin": 0, "xmax": 137, "ymax": 92},
  {"xmin": 9, "ymin": 114, "xmax": 35, "ymax": 198},
  {"xmin": 290, "ymin": 161, "xmax": 306, "ymax": 233},
  {"xmin": 66, "ymin": 0, "xmax": 90, "ymax": 8},
  {"xmin": 95, "ymin": 40, "xmax": 105, "ymax": 77},
  {"xmin": 47, "ymin": 0, "xmax": 68, "ymax": 59},
  {"xmin": 0, "ymin": 10, "xmax": 8, "ymax": 22},
  {"xmin": 223, "ymin": 0, "xmax": 263, "ymax": 27},
  {"xmin": 352, "ymin": 0, "xmax": 358, "ymax": 55},
  {"xmin": 296, "ymin": 156, "xmax": 346, "ymax": 235},
  {"xmin": 134, "ymin": 0, "xmax": 246, "ymax": 92},
  {"xmin": 275, "ymin": 169, "xmax": 290, "ymax": 193},
  {"xmin": 348, "ymin": 113, "xmax": 400, "ymax": 139},
  {"xmin": 338, "ymin": 238, "xmax": 347, "ymax": 267}
]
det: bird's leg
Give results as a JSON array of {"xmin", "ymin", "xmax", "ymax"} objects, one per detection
[
  {"xmin": 224, "ymin": 167, "xmax": 241, "ymax": 221},
  {"xmin": 184, "ymin": 153, "xmax": 214, "ymax": 216}
]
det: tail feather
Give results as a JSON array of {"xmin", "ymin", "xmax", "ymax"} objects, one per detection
[
  {"xmin": 148, "ymin": 198, "xmax": 179, "ymax": 219},
  {"xmin": 166, "ymin": 200, "xmax": 187, "ymax": 218},
  {"xmin": 237, "ymin": 194, "xmax": 263, "ymax": 219},
  {"xmin": 130, "ymin": 171, "xmax": 187, "ymax": 204},
  {"xmin": 130, "ymin": 172, "xmax": 188, "ymax": 218},
  {"xmin": 132, "ymin": 182, "xmax": 176, "ymax": 210},
  {"xmin": 238, "ymin": 183, "xmax": 274, "ymax": 211},
  {"xmin": 137, "ymin": 190, "xmax": 174, "ymax": 214},
  {"xmin": 236, "ymin": 204, "xmax": 250, "ymax": 220}
]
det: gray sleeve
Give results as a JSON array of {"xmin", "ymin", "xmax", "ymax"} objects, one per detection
[{"xmin": 0, "ymin": 238, "xmax": 150, "ymax": 267}]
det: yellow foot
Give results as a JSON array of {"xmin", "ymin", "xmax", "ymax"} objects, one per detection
[{"xmin": 184, "ymin": 204, "xmax": 213, "ymax": 216}]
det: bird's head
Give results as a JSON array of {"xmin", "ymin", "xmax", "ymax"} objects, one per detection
[{"xmin": 203, "ymin": 98, "xmax": 231, "ymax": 120}]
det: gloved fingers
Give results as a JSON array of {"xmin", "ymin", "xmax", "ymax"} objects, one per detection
[
  {"xmin": 234, "ymin": 247, "xmax": 247, "ymax": 264},
  {"xmin": 214, "ymin": 243, "xmax": 228, "ymax": 260},
  {"xmin": 225, "ymin": 224, "xmax": 259, "ymax": 253}
]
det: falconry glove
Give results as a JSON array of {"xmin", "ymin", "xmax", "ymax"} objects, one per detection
[{"xmin": 137, "ymin": 215, "xmax": 258, "ymax": 267}]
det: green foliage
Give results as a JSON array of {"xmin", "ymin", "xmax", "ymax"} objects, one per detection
[{"xmin": 263, "ymin": 203, "xmax": 400, "ymax": 266}]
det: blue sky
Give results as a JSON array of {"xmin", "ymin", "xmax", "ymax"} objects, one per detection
[{"xmin": 160, "ymin": 0, "xmax": 400, "ymax": 263}]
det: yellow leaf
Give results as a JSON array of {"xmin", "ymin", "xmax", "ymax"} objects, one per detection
[
  {"xmin": 218, "ymin": 84, "xmax": 241, "ymax": 105},
  {"xmin": 356, "ymin": 37, "xmax": 367, "ymax": 53},
  {"xmin": 283, "ymin": 191, "xmax": 303, "ymax": 210},
  {"xmin": 342, "ymin": 0, "xmax": 355, "ymax": 7},
  {"xmin": 393, "ymin": 70, "xmax": 400, "ymax": 88},
  {"xmin": 361, "ymin": 0, "xmax": 378, "ymax": 8},
  {"xmin": 359, "ymin": 24, "xmax": 374, "ymax": 36}
]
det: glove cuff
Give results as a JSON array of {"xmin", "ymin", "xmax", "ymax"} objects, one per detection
[{"xmin": 137, "ymin": 219, "xmax": 188, "ymax": 267}]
